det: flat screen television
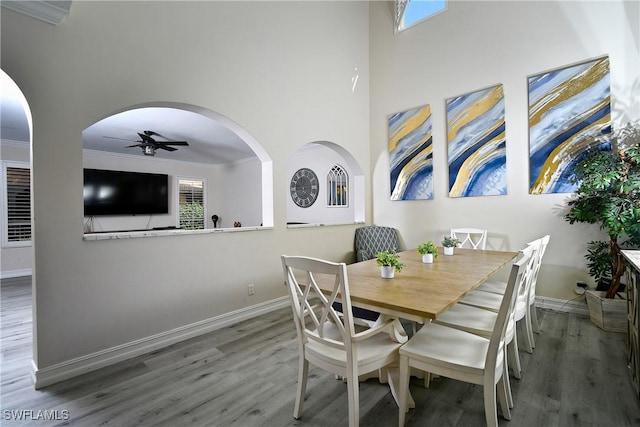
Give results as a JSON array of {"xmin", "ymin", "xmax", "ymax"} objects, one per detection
[{"xmin": 84, "ymin": 169, "xmax": 169, "ymax": 216}]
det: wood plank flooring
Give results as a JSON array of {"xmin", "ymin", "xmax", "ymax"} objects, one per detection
[{"xmin": 2, "ymin": 276, "xmax": 640, "ymax": 426}]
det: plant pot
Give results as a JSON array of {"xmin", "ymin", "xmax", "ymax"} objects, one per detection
[
  {"xmin": 585, "ymin": 290, "xmax": 627, "ymax": 332},
  {"xmin": 381, "ymin": 266, "xmax": 395, "ymax": 279},
  {"xmin": 444, "ymin": 247, "xmax": 454, "ymax": 256},
  {"xmin": 422, "ymin": 254, "xmax": 434, "ymax": 264}
]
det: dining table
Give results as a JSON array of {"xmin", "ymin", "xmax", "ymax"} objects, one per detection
[{"xmin": 342, "ymin": 246, "xmax": 518, "ymax": 324}]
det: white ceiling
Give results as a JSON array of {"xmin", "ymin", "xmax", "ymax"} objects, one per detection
[
  {"xmin": 82, "ymin": 107, "xmax": 257, "ymax": 165},
  {"xmin": 0, "ymin": 82, "xmax": 30, "ymax": 142}
]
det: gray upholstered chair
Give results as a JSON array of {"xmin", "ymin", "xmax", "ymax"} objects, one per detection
[
  {"xmin": 355, "ymin": 225, "xmax": 402, "ymax": 262},
  {"xmin": 333, "ymin": 226, "xmax": 403, "ymax": 322}
]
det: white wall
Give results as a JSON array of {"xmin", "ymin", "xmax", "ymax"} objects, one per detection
[
  {"xmin": 287, "ymin": 143, "xmax": 357, "ymax": 225},
  {"xmin": 218, "ymin": 157, "xmax": 263, "ymax": 228},
  {"xmin": 1, "ymin": 1, "xmax": 370, "ymax": 372},
  {"xmin": 0, "ymin": 140, "xmax": 32, "ymax": 277},
  {"xmin": 369, "ymin": 1, "xmax": 640, "ymax": 299}
]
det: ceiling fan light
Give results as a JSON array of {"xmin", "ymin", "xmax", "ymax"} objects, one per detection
[{"xmin": 143, "ymin": 146, "xmax": 155, "ymax": 156}]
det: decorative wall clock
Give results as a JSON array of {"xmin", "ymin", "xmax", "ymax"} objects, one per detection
[{"xmin": 290, "ymin": 168, "xmax": 319, "ymax": 208}]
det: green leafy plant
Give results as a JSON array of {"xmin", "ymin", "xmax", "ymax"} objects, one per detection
[
  {"xmin": 179, "ymin": 202, "xmax": 205, "ymax": 230},
  {"xmin": 565, "ymin": 121, "xmax": 640, "ymax": 298},
  {"xmin": 375, "ymin": 249, "xmax": 404, "ymax": 272},
  {"xmin": 441, "ymin": 235, "xmax": 461, "ymax": 248},
  {"xmin": 417, "ymin": 241, "xmax": 438, "ymax": 258},
  {"xmin": 585, "ymin": 240, "xmax": 613, "ymax": 287}
]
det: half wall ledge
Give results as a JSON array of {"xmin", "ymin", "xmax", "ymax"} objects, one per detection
[{"xmin": 83, "ymin": 226, "xmax": 272, "ymax": 241}]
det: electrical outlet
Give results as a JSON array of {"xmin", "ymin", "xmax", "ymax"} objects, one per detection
[{"xmin": 248, "ymin": 284, "xmax": 255, "ymax": 296}]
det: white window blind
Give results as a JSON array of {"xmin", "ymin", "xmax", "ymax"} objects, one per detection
[
  {"xmin": 327, "ymin": 165, "xmax": 348, "ymax": 207},
  {"xmin": 3, "ymin": 164, "xmax": 31, "ymax": 245},
  {"xmin": 178, "ymin": 178, "xmax": 205, "ymax": 230}
]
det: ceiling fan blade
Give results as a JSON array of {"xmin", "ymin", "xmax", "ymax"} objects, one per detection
[
  {"xmin": 104, "ymin": 136, "xmax": 137, "ymax": 142},
  {"xmin": 157, "ymin": 145, "xmax": 178, "ymax": 151},
  {"xmin": 157, "ymin": 141, "xmax": 189, "ymax": 146}
]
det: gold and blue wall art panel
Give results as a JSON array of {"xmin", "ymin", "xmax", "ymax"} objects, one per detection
[
  {"xmin": 388, "ymin": 103, "xmax": 434, "ymax": 200},
  {"xmin": 446, "ymin": 84, "xmax": 507, "ymax": 198},
  {"xmin": 528, "ymin": 56, "xmax": 611, "ymax": 194}
]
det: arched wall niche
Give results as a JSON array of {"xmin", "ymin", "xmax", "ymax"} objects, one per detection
[
  {"xmin": 286, "ymin": 140, "xmax": 365, "ymax": 226},
  {"xmin": 82, "ymin": 102, "xmax": 274, "ymax": 234}
]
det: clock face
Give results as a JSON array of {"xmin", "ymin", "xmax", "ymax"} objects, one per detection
[{"xmin": 290, "ymin": 168, "xmax": 319, "ymax": 208}]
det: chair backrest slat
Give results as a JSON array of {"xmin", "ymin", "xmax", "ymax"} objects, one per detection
[
  {"xmin": 282, "ymin": 255, "xmax": 356, "ymax": 352},
  {"xmin": 451, "ymin": 228, "xmax": 487, "ymax": 250}
]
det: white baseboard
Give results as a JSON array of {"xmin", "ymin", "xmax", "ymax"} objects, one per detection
[
  {"xmin": 33, "ymin": 296, "xmax": 290, "ymax": 389},
  {"xmin": 1, "ymin": 268, "xmax": 32, "ymax": 279},
  {"xmin": 535, "ymin": 295, "xmax": 589, "ymax": 317}
]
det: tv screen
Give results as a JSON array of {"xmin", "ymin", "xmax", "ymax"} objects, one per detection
[{"xmin": 84, "ymin": 169, "xmax": 169, "ymax": 216}]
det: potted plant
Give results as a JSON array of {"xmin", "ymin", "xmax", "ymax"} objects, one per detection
[
  {"xmin": 417, "ymin": 241, "xmax": 438, "ymax": 263},
  {"xmin": 375, "ymin": 249, "xmax": 404, "ymax": 279},
  {"xmin": 565, "ymin": 120, "xmax": 640, "ymax": 331},
  {"xmin": 442, "ymin": 235, "xmax": 461, "ymax": 255}
]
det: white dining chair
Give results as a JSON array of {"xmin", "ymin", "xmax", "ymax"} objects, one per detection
[
  {"xmin": 472, "ymin": 236, "xmax": 550, "ymax": 349},
  {"xmin": 433, "ymin": 244, "xmax": 537, "ymax": 382},
  {"xmin": 398, "ymin": 247, "xmax": 531, "ymax": 427},
  {"xmin": 281, "ymin": 255, "xmax": 403, "ymax": 427},
  {"xmin": 451, "ymin": 228, "xmax": 487, "ymax": 250},
  {"xmin": 458, "ymin": 239, "xmax": 540, "ymax": 356}
]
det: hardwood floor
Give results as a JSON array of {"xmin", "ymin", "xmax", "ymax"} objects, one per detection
[{"xmin": 2, "ymin": 276, "xmax": 640, "ymax": 426}]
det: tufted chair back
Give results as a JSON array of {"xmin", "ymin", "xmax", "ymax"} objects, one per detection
[{"xmin": 355, "ymin": 226, "xmax": 401, "ymax": 262}]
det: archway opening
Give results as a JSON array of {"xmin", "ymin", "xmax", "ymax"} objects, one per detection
[
  {"xmin": 82, "ymin": 103, "xmax": 273, "ymax": 233},
  {"xmin": 286, "ymin": 141, "xmax": 365, "ymax": 226}
]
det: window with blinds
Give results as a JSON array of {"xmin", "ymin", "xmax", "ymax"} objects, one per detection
[
  {"xmin": 3, "ymin": 163, "xmax": 31, "ymax": 246},
  {"xmin": 327, "ymin": 165, "xmax": 348, "ymax": 207},
  {"xmin": 178, "ymin": 178, "xmax": 205, "ymax": 230}
]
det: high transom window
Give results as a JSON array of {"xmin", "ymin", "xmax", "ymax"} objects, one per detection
[{"xmin": 395, "ymin": 0, "xmax": 446, "ymax": 33}]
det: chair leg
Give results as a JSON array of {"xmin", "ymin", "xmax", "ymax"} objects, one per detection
[
  {"xmin": 503, "ymin": 350, "xmax": 513, "ymax": 409},
  {"xmin": 483, "ymin": 377, "xmax": 499, "ymax": 427},
  {"xmin": 497, "ymin": 376, "xmax": 512, "ymax": 421},
  {"xmin": 399, "ymin": 355, "xmax": 410, "ymax": 426},
  {"xmin": 346, "ymin": 364, "xmax": 360, "ymax": 427},
  {"xmin": 530, "ymin": 303, "xmax": 541, "ymax": 334},
  {"xmin": 525, "ymin": 310, "xmax": 536, "ymax": 350},
  {"xmin": 423, "ymin": 371, "xmax": 431, "ymax": 388},
  {"xmin": 508, "ymin": 335, "xmax": 522, "ymax": 379},
  {"xmin": 519, "ymin": 317, "xmax": 534, "ymax": 354},
  {"xmin": 294, "ymin": 357, "xmax": 309, "ymax": 419}
]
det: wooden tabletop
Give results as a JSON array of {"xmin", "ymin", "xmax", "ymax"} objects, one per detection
[{"xmin": 342, "ymin": 247, "xmax": 517, "ymax": 322}]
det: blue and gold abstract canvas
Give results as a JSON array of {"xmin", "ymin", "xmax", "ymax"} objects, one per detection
[
  {"xmin": 529, "ymin": 56, "xmax": 611, "ymax": 194},
  {"xmin": 446, "ymin": 84, "xmax": 507, "ymax": 198},
  {"xmin": 389, "ymin": 104, "xmax": 433, "ymax": 200}
]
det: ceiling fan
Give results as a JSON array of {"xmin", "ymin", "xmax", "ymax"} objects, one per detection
[{"xmin": 104, "ymin": 130, "xmax": 189, "ymax": 156}]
